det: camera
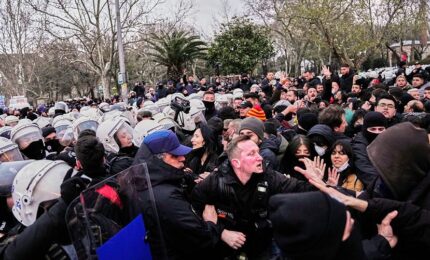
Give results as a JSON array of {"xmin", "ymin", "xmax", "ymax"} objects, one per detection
[{"xmin": 170, "ymin": 96, "xmax": 191, "ymax": 114}]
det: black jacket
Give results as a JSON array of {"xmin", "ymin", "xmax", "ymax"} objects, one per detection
[
  {"xmin": 0, "ymin": 200, "xmax": 72, "ymax": 260},
  {"xmin": 340, "ymin": 72, "xmax": 354, "ymax": 93},
  {"xmin": 137, "ymin": 150, "xmax": 222, "ymax": 259},
  {"xmin": 260, "ymin": 134, "xmax": 281, "ymax": 171},
  {"xmin": 191, "ymin": 160, "xmax": 315, "ymax": 258},
  {"xmin": 351, "ymin": 132, "xmax": 380, "ymax": 188},
  {"xmin": 107, "ymin": 146, "xmax": 139, "ymax": 175}
]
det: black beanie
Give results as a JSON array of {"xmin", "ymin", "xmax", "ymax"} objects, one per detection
[
  {"xmin": 264, "ymin": 121, "xmax": 277, "ymax": 136},
  {"xmin": 269, "ymin": 192, "xmax": 346, "ymax": 259},
  {"xmin": 41, "ymin": 126, "xmax": 56, "ymax": 138},
  {"xmin": 362, "ymin": 111, "xmax": 387, "ymax": 131},
  {"xmin": 298, "ymin": 113, "xmax": 318, "ymax": 132}
]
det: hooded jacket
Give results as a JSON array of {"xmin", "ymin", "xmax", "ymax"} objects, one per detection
[
  {"xmin": 260, "ymin": 134, "xmax": 281, "ymax": 171},
  {"xmin": 351, "ymin": 132, "xmax": 380, "ymax": 188}
]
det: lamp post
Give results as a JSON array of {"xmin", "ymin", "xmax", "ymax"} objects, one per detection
[{"xmin": 115, "ymin": 0, "xmax": 127, "ymax": 103}]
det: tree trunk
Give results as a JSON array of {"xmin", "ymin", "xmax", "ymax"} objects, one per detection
[{"xmin": 101, "ymin": 74, "xmax": 111, "ymax": 99}]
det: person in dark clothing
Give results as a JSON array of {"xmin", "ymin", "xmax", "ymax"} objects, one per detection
[
  {"xmin": 186, "ymin": 124, "xmax": 219, "ymax": 180},
  {"xmin": 106, "ymin": 126, "xmax": 139, "ymax": 175},
  {"xmin": 351, "ymin": 111, "xmax": 387, "ymax": 188},
  {"xmin": 134, "ymin": 130, "xmax": 225, "ymax": 259},
  {"xmin": 133, "ymin": 81, "xmax": 146, "ymax": 98},
  {"xmin": 156, "ymin": 81, "xmax": 168, "ymax": 99},
  {"xmin": 202, "ymin": 91, "xmax": 218, "ymax": 121},
  {"xmin": 261, "ymin": 72, "xmax": 275, "ymax": 99},
  {"xmin": 234, "ymin": 73, "xmax": 252, "ymax": 92},
  {"xmin": 191, "ymin": 135, "xmax": 316, "ymax": 259},
  {"xmin": 303, "ymin": 70, "xmax": 321, "ymax": 88},
  {"xmin": 280, "ymin": 135, "xmax": 314, "ymax": 181},
  {"xmin": 269, "ymin": 191, "xmax": 396, "ymax": 260},
  {"xmin": 339, "ymin": 64, "xmax": 355, "ymax": 93}
]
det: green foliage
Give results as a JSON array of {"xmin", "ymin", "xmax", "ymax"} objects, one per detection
[
  {"xmin": 147, "ymin": 30, "xmax": 206, "ymax": 81},
  {"xmin": 207, "ymin": 17, "xmax": 274, "ymax": 74}
]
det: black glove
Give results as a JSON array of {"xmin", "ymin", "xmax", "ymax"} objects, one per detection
[{"xmin": 60, "ymin": 177, "xmax": 90, "ymax": 204}]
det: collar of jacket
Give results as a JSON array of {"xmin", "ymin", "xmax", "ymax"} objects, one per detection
[{"xmin": 147, "ymin": 156, "xmax": 185, "ymax": 186}]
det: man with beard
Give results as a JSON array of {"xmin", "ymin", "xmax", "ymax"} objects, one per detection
[
  {"xmin": 351, "ymin": 111, "xmax": 387, "ymax": 188},
  {"xmin": 192, "ymin": 135, "xmax": 316, "ymax": 259},
  {"xmin": 202, "ymin": 91, "xmax": 218, "ymax": 121}
]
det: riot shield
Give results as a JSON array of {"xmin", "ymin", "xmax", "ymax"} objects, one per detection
[{"xmin": 66, "ymin": 163, "xmax": 166, "ymax": 259}]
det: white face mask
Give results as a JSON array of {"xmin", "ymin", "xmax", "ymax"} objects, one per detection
[
  {"xmin": 336, "ymin": 160, "xmax": 349, "ymax": 172},
  {"xmin": 314, "ymin": 144, "xmax": 326, "ymax": 156}
]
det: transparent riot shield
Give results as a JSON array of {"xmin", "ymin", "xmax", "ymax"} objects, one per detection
[{"xmin": 66, "ymin": 163, "xmax": 166, "ymax": 259}]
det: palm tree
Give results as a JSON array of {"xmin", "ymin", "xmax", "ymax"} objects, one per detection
[{"xmin": 147, "ymin": 30, "xmax": 206, "ymax": 81}]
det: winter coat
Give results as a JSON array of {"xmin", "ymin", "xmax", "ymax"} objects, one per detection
[
  {"xmin": 351, "ymin": 132, "xmax": 380, "ymax": 188},
  {"xmin": 186, "ymin": 147, "xmax": 218, "ymax": 176},
  {"xmin": 191, "ymin": 160, "xmax": 315, "ymax": 258},
  {"xmin": 340, "ymin": 71, "xmax": 355, "ymax": 93},
  {"xmin": 136, "ymin": 147, "xmax": 222, "ymax": 259},
  {"xmin": 260, "ymin": 134, "xmax": 281, "ymax": 171}
]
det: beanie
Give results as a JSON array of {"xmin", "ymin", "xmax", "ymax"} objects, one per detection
[
  {"xmin": 362, "ymin": 111, "xmax": 387, "ymax": 131},
  {"xmin": 239, "ymin": 117, "xmax": 265, "ymax": 140},
  {"xmin": 246, "ymin": 104, "xmax": 267, "ymax": 121},
  {"xmin": 41, "ymin": 126, "xmax": 56, "ymax": 138},
  {"xmin": 298, "ymin": 113, "xmax": 318, "ymax": 132},
  {"xmin": 269, "ymin": 192, "xmax": 346, "ymax": 259}
]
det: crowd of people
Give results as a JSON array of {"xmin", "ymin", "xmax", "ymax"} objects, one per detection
[{"xmin": 0, "ymin": 62, "xmax": 429, "ymax": 259}]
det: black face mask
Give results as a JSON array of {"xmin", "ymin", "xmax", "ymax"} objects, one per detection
[
  {"xmin": 45, "ymin": 139, "xmax": 64, "ymax": 154},
  {"xmin": 21, "ymin": 140, "xmax": 46, "ymax": 160},
  {"xmin": 241, "ymin": 79, "xmax": 248, "ymax": 84},
  {"xmin": 188, "ymin": 80, "xmax": 194, "ymax": 84},
  {"xmin": 363, "ymin": 130, "xmax": 379, "ymax": 144},
  {"xmin": 203, "ymin": 100, "xmax": 215, "ymax": 111}
]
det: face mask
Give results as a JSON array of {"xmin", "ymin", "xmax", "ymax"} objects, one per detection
[
  {"xmin": 363, "ymin": 130, "xmax": 379, "ymax": 144},
  {"xmin": 336, "ymin": 160, "xmax": 349, "ymax": 172},
  {"xmin": 188, "ymin": 80, "xmax": 194, "ymax": 84},
  {"xmin": 202, "ymin": 100, "xmax": 215, "ymax": 111},
  {"xmin": 314, "ymin": 144, "xmax": 326, "ymax": 156},
  {"xmin": 241, "ymin": 79, "xmax": 248, "ymax": 84},
  {"xmin": 45, "ymin": 139, "xmax": 64, "ymax": 154},
  {"xmin": 21, "ymin": 140, "xmax": 46, "ymax": 160}
]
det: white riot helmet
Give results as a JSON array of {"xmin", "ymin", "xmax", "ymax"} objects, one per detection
[
  {"xmin": 181, "ymin": 106, "xmax": 207, "ymax": 132},
  {"xmin": 80, "ymin": 107, "xmax": 103, "ymax": 121},
  {"xmin": 5, "ymin": 116, "xmax": 19, "ymax": 127},
  {"xmin": 47, "ymin": 107, "xmax": 55, "ymax": 117},
  {"xmin": 157, "ymin": 116, "xmax": 178, "ymax": 131},
  {"xmin": 143, "ymin": 103, "xmax": 161, "ymax": 116},
  {"xmin": 52, "ymin": 116, "xmax": 74, "ymax": 147},
  {"xmin": 10, "ymin": 122, "xmax": 43, "ymax": 151},
  {"xmin": 52, "ymin": 115, "xmax": 73, "ymax": 128},
  {"xmin": 155, "ymin": 98, "xmax": 170, "ymax": 112},
  {"xmin": 33, "ymin": 116, "xmax": 52, "ymax": 129},
  {"xmin": 0, "ymin": 137, "xmax": 24, "ymax": 162},
  {"xmin": 133, "ymin": 120, "xmax": 163, "ymax": 145},
  {"xmin": 72, "ymin": 116, "xmax": 99, "ymax": 140},
  {"xmin": 96, "ymin": 117, "xmax": 136, "ymax": 153},
  {"xmin": 189, "ymin": 99, "xmax": 205, "ymax": 113},
  {"xmin": 67, "ymin": 111, "xmax": 81, "ymax": 122},
  {"xmin": 12, "ymin": 160, "xmax": 70, "ymax": 226},
  {"xmin": 98, "ymin": 102, "xmax": 110, "ymax": 113},
  {"xmin": 54, "ymin": 101, "xmax": 69, "ymax": 113}
]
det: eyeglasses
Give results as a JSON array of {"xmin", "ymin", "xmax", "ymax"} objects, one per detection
[{"xmin": 377, "ymin": 103, "xmax": 395, "ymax": 109}]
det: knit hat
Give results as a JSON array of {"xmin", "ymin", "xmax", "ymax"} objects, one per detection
[
  {"xmin": 239, "ymin": 117, "xmax": 265, "ymax": 140},
  {"xmin": 41, "ymin": 126, "xmax": 56, "ymax": 138},
  {"xmin": 362, "ymin": 111, "xmax": 387, "ymax": 131},
  {"xmin": 269, "ymin": 192, "xmax": 346, "ymax": 259},
  {"xmin": 298, "ymin": 113, "xmax": 318, "ymax": 132},
  {"xmin": 246, "ymin": 104, "xmax": 267, "ymax": 121}
]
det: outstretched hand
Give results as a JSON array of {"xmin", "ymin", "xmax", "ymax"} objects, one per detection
[{"xmin": 377, "ymin": 211, "xmax": 398, "ymax": 248}]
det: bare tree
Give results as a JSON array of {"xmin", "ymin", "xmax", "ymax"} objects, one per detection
[{"xmin": 28, "ymin": 0, "xmax": 163, "ymax": 99}]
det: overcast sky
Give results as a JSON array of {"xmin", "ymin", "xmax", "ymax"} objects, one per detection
[{"xmin": 157, "ymin": 0, "xmax": 246, "ymax": 38}]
